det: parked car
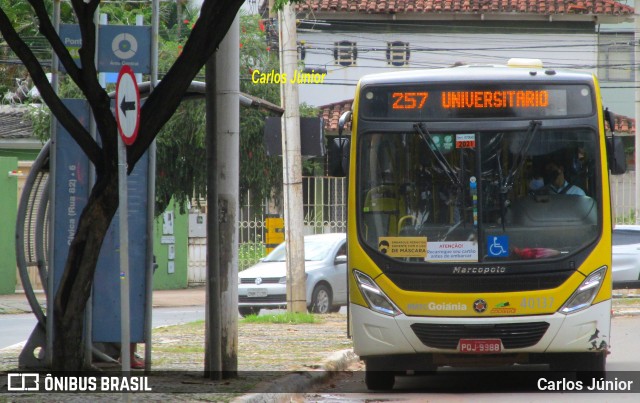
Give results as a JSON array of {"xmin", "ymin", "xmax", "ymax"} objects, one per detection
[
  {"xmin": 612, "ymin": 225, "xmax": 640, "ymax": 283},
  {"xmin": 238, "ymin": 233, "xmax": 347, "ymax": 317}
]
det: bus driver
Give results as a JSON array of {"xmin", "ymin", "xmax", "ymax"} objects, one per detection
[{"xmin": 544, "ymin": 160, "xmax": 586, "ymax": 196}]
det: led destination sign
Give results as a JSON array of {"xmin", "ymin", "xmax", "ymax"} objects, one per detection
[
  {"xmin": 362, "ymin": 84, "xmax": 593, "ymax": 120},
  {"xmin": 392, "ymin": 90, "xmax": 549, "ymax": 111},
  {"xmin": 441, "ymin": 90, "xmax": 549, "ymax": 109}
]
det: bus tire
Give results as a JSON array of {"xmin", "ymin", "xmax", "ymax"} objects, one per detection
[
  {"xmin": 549, "ymin": 352, "xmax": 606, "ymax": 374},
  {"xmin": 310, "ymin": 284, "xmax": 332, "ymax": 314},
  {"xmin": 578, "ymin": 351, "xmax": 607, "ymax": 373},
  {"xmin": 365, "ymin": 369, "xmax": 395, "ymax": 390}
]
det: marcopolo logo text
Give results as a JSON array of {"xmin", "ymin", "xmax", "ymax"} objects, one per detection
[{"xmin": 452, "ymin": 266, "xmax": 506, "ymax": 275}]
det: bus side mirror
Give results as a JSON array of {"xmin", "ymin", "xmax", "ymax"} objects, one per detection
[
  {"xmin": 329, "ymin": 111, "xmax": 352, "ymax": 177},
  {"xmin": 606, "ymin": 136, "xmax": 627, "ymax": 175},
  {"xmin": 604, "ymin": 109, "xmax": 627, "ymax": 175}
]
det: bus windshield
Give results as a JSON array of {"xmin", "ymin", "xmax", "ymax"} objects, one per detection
[{"xmin": 357, "ymin": 127, "xmax": 599, "ymax": 263}]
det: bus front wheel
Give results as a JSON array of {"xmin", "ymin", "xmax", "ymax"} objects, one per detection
[
  {"xmin": 549, "ymin": 351, "xmax": 606, "ymax": 373},
  {"xmin": 364, "ymin": 368, "xmax": 395, "ymax": 390},
  {"xmin": 578, "ymin": 351, "xmax": 607, "ymax": 372}
]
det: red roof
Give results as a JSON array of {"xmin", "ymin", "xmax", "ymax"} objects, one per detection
[
  {"xmin": 614, "ymin": 114, "xmax": 636, "ymax": 134},
  {"xmin": 320, "ymin": 99, "xmax": 353, "ymax": 132},
  {"xmin": 296, "ymin": 0, "xmax": 634, "ymax": 16},
  {"xmin": 319, "ymin": 99, "xmax": 636, "ymax": 134}
]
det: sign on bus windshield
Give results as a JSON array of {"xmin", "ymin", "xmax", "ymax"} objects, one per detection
[{"xmin": 360, "ymin": 84, "xmax": 594, "ymax": 120}]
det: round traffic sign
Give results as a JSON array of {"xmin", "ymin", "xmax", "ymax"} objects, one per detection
[{"xmin": 115, "ymin": 65, "xmax": 140, "ymax": 145}]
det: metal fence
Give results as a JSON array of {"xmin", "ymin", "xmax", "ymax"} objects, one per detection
[
  {"xmin": 611, "ymin": 171, "xmax": 637, "ymax": 224},
  {"xmin": 189, "ymin": 172, "xmax": 639, "ymax": 285},
  {"xmin": 236, "ymin": 176, "xmax": 347, "ymax": 271},
  {"xmin": 186, "ymin": 175, "xmax": 360, "ymax": 282}
]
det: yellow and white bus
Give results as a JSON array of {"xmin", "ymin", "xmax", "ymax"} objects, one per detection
[{"xmin": 338, "ymin": 60, "xmax": 626, "ymax": 389}]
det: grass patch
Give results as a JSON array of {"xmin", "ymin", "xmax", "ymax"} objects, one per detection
[
  {"xmin": 241, "ymin": 312, "xmax": 317, "ymax": 324},
  {"xmin": 612, "ymin": 297, "xmax": 640, "ymax": 306}
]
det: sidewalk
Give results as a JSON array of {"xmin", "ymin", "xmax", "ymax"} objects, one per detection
[
  {"xmin": 1, "ymin": 287, "xmax": 640, "ymax": 401},
  {"xmin": 0, "ymin": 286, "xmax": 357, "ymax": 400},
  {"xmin": 0, "ymin": 286, "xmax": 208, "ymax": 314}
]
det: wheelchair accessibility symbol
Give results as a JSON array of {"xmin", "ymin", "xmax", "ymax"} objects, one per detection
[
  {"xmin": 112, "ymin": 33, "xmax": 138, "ymax": 60},
  {"xmin": 488, "ymin": 236, "xmax": 509, "ymax": 257}
]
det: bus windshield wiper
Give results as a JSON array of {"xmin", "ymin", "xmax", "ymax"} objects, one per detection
[
  {"xmin": 413, "ymin": 123, "xmax": 462, "ymax": 189},
  {"xmin": 501, "ymin": 120, "xmax": 541, "ymax": 194}
]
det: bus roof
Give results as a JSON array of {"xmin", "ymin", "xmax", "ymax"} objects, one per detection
[{"xmin": 357, "ymin": 65, "xmax": 596, "ymax": 87}]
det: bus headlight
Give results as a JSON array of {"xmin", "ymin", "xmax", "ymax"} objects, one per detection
[
  {"xmin": 559, "ymin": 266, "xmax": 607, "ymax": 315},
  {"xmin": 353, "ymin": 270, "xmax": 401, "ymax": 317}
]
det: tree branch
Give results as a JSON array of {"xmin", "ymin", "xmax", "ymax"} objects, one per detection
[
  {"xmin": 0, "ymin": 6, "xmax": 103, "ymax": 167},
  {"xmin": 27, "ymin": 0, "xmax": 83, "ymax": 84},
  {"xmin": 129, "ymin": 0, "xmax": 245, "ymax": 166}
]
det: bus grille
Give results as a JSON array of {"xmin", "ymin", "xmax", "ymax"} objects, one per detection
[
  {"xmin": 410, "ymin": 322, "xmax": 550, "ymax": 350},
  {"xmin": 239, "ymin": 295, "xmax": 286, "ymax": 304},
  {"xmin": 386, "ymin": 272, "xmax": 571, "ymax": 293}
]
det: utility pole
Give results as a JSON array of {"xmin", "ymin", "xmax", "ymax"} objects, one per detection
[
  {"xmin": 635, "ymin": 0, "xmax": 640, "ymax": 223},
  {"xmin": 278, "ymin": 3, "xmax": 306, "ymax": 312},
  {"xmin": 216, "ymin": 14, "xmax": 240, "ymax": 377},
  {"xmin": 205, "ymin": 5, "xmax": 240, "ymax": 381}
]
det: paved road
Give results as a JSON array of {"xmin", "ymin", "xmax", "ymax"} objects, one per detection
[
  {"xmin": 307, "ymin": 316, "xmax": 640, "ymax": 401},
  {"xmin": 0, "ymin": 306, "xmax": 205, "ymax": 350}
]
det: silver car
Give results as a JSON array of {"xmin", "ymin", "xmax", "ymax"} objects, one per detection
[
  {"xmin": 612, "ymin": 225, "xmax": 640, "ymax": 283},
  {"xmin": 238, "ymin": 233, "xmax": 347, "ymax": 316}
]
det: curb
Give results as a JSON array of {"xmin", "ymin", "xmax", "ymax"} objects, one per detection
[
  {"xmin": 613, "ymin": 309, "xmax": 640, "ymax": 317},
  {"xmin": 231, "ymin": 349, "xmax": 359, "ymax": 403}
]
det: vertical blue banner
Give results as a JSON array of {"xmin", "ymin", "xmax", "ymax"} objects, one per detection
[
  {"xmin": 92, "ymin": 151, "xmax": 149, "ymax": 343},
  {"xmin": 53, "ymin": 100, "xmax": 91, "ymax": 294},
  {"xmin": 54, "ymin": 99, "xmax": 150, "ymax": 343}
]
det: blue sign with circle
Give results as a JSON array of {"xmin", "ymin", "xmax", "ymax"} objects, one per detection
[
  {"xmin": 99, "ymin": 25, "xmax": 151, "ymax": 74},
  {"xmin": 58, "ymin": 24, "xmax": 150, "ymax": 74}
]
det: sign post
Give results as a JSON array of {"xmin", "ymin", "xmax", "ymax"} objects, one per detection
[{"xmin": 115, "ymin": 65, "xmax": 140, "ymax": 371}]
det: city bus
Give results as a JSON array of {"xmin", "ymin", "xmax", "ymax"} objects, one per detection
[{"xmin": 337, "ymin": 59, "xmax": 627, "ymax": 389}]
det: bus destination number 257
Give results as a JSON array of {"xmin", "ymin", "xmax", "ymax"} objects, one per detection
[{"xmin": 392, "ymin": 92, "xmax": 429, "ymax": 110}]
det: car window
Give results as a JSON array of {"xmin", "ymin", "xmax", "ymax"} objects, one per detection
[
  {"xmin": 262, "ymin": 243, "xmax": 286, "ymax": 262},
  {"xmin": 336, "ymin": 243, "xmax": 347, "ymax": 257},
  {"xmin": 305, "ymin": 239, "xmax": 340, "ymax": 261},
  {"xmin": 262, "ymin": 237, "xmax": 344, "ymax": 262}
]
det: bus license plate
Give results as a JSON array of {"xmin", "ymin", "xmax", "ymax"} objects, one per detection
[
  {"xmin": 247, "ymin": 288, "xmax": 268, "ymax": 298},
  {"xmin": 458, "ymin": 339, "xmax": 502, "ymax": 354}
]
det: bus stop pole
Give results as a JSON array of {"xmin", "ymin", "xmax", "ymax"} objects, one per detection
[{"xmin": 118, "ymin": 135, "xmax": 131, "ymax": 372}]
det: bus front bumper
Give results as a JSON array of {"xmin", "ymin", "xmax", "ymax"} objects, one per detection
[{"xmin": 350, "ymin": 300, "xmax": 611, "ymax": 359}]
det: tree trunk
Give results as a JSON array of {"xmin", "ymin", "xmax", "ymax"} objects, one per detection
[{"xmin": 53, "ymin": 172, "xmax": 119, "ymax": 370}]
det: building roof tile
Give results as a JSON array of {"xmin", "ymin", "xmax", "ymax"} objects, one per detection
[
  {"xmin": 0, "ymin": 106, "xmax": 33, "ymax": 140},
  {"xmin": 296, "ymin": 0, "xmax": 634, "ymax": 15}
]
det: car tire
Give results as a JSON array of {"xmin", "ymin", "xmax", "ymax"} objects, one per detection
[
  {"xmin": 328, "ymin": 305, "xmax": 341, "ymax": 313},
  {"xmin": 310, "ymin": 284, "xmax": 332, "ymax": 314},
  {"xmin": 238, "ymin": 307, "xmax": 260, "ymax": 317}
]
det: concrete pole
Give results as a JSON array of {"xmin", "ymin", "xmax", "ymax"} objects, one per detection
[
  {"xmin": 216, "ymin": 14, "xmax": 239, "ymax": 377},
  {"xmin": 635, "ymin": 0, "xmax": 640, "ymax": 223},
  {"xmin": 204, "ymin": 40, "xmax": 222, "ymax": 382},
  {"xmin": 278, "ymin": 4, "xmax": 307, "ymax": 313}
]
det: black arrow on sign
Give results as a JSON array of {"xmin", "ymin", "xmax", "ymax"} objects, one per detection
[{"xmin": 120, "ymin": 96, "xmax": 136, "ymax": 117}]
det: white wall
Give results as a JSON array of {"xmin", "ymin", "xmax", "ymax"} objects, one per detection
[{"xmin": 296, "ymin": 30, "xmax": 598, "ymax": 107}]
